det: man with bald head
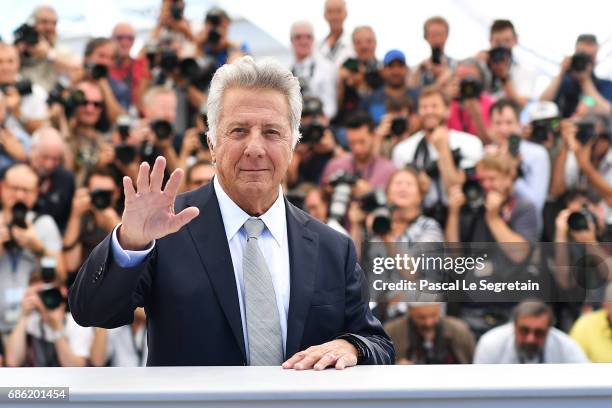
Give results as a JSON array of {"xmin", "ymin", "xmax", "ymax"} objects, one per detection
[
  {"xmin": 29, "ymin": 127, "xmax": 75, "ymax": 232},
  {"xmin": 0, "ymin": 43, "xmax": 48, "ymax": 135},
  {"xmin": 290, "ymin": 21, "xmax": 337, "ymax": 118},
  {"xmin": 19, "ymin": 5, "xmax": 79, "ymax": 92},
  {"xmin": 110, "ymin": 22, "xmax": 150, "ymax": 111},
  {"xmin": 318, "ymin": 0, "xmax": 354, "ymax": 67}
]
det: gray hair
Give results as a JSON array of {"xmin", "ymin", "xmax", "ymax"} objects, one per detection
[
  {"xmin": 206, "ymin": 56, "xmax": 302, "ymax": 149},
  {"xmin": 512, "ymin": 300, "xmax": 553, "ymax": 326},
  {"xmin": 290, "ymin": 21, "xmax": 314, "ymax": 39},
  {"xmin": 456, "ymin": 57, "xmax": 487, "ymax": 83},
  {"xmin": 30, "ymin": 126, "xmax": 65, "ymax": 151}
]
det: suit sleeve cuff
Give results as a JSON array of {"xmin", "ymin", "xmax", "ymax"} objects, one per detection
[
  {"xmin": 335, "ymin": 333, "xmax": 370, "ymax": 364},
  {"xmin": 111, "ymin": 224, "xmax": 155, "ymax": 268}
]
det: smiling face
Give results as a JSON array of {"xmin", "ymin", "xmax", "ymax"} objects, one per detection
[
  {"xmin": 387, "ymin": 170, "xmax": 421, "ymax": 209},
  {"xmin": 212, "ymin": 87, "xmax": 293, "ymax": 214}
]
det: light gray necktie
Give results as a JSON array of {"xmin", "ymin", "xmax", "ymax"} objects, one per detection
[{"xmin": 243, "ymin": 218, "xmax": 283, "ymax": 366}]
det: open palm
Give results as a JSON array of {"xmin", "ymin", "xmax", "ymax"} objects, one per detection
[{"xmin": 119, "ymin": 156, "xmax": 200, "ymax": 250}]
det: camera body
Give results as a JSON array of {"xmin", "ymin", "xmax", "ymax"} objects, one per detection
[
  {"xmin": 4, "ymin": 202, "xmax": 29, "ymax": 251},
  {"xmin": 84, "ymin": 62, "xmax": 109, "ymax": 80},
  {"xmin": 90, "ymin": 189, "xmax": 113, "ymax": 210},
  {"xmin": 431, "ymin": 47, "xmax": 442, "ymax": 65},
  {"xmin": 567, "ymin": 204, "xmax": 595, "ymax": 232},
  {"xmin": 328, "ymin": 171, "xmax": 360, "ymax": 221},
  {"xmin": 462, "ymin": 167, "xmax": 485, "ymax": 211},
  {"xmin": 459, "ymin": 77, "xmax": 482, "ymax": 101},
  {"xmin": 360, "ymin": 189, "xmax": 392, "ymax": 236},
  {"xmin": 488, "ymin": 47, "xmax": 512, "ymax": 64},
  {"xmin": 508, "ymin": 134, "xmax": 521, "ymax": 158},
  {"xmin": 576, "ymin": 120, "xmax": 595, "ymax": 145},
  {"xmin": 570, "ymin": 53, "xmax": 592, "ymax": 73},
  {"xmin": 205, "ymin": 10, "xmax": 224, "ymax": 46},
  {"xmin": 150, "ymin": 119, "xmax": 174, "ymax": 141},
  {"xmin": 390, "ymin": 117, "xmax": 407, "ymax": 136},
  {"xmin": 13, "ymin": 23, "xmax": 39, "ymax": 46},
  {"xmin": 47, "ymin": 83, "xmax": 86, "ymax": 118},
  {"xmin": 0, "ymin": 80, "xmax": 33, "ymax": 97}
]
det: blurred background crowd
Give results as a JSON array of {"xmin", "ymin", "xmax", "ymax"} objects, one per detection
[{"xmin": 0, "ymin": 0, "xmax": 611, "ymax": 367}]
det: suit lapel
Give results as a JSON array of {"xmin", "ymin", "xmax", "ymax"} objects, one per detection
[
  {"xmin": 185, "ymin": 183, "xmax": 246, "ymax": 361},
  {"xmin": 285, "ymin": 202, "xmax": 318, "ymax": 358}
]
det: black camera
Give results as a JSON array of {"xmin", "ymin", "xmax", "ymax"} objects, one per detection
[
  {"xmin": 422, "ymin": 148, "xmax": 462, "ymax": 179},
  {"xmin": 459, "ymin": 77, "xmax": 482, "ymax": 100},
  {"xmin": 568, "ymin": 204, "xmax": 595, "ymax": 231},
  {"xmin": 431, "ymin": 47, "xmax": 442, "ymax": 65},
  {"xmin": 13, "ymin": 23, "xmax": 39, "ymax": 46},
  {"xmin": 179, "ymin": 57, "xmax": 216, "ymax": 89},
  {"xmin": 159, "ymin": 48, "xmax": 179, "ymax": 73},
  {"xmin": 342, "ymin": 58, "xmax": 360, "ymax": 73},
  {"xmin": 0, "ymin": 79, "xmax": 33, "ymax": 96},
  {"xmin": 38, "ymin": 286, "xmax": 64, "ymax": 310},
  {"xmin": 47, "ymin": 83, "xmax": 87, "ymax": 118},
  {"xmin": 508, "ymin": 134, "xmax": 521, "ymax": 158},
  {"xmin": 150, "ymin": 119, "xmax": 174, "ymax": 140},
  {"xmin": 90, "ymin": 189, "xmax": 113, "ymax": 210},
  {"xmin": 570, "ymin": 53, "xmax": 592, "ymax": 73},
  {"xmin": 170, "ymin": 2, "xmax": 184, "ymax": 20},
  {"xmin": 328, "ymin": 171, "xmax": 360, "ymax": 221},
  {"xmin": 576, "ymin": 120, "xmax": 595, "ymax": 145},
  {"xmin": 488, "ymin": 47, "xmax": 512, "ymax": 64},
  {"xmin": 4, "ymin": 201, "xmax": 29, "ymax": 251},
  {"xmin": 359, "ymin": 189, "xmax": 392, "ymax": 236},
  {"xmin": 205, "ymin": 9, "xmax": 224, "ymax": 45},
  {"xmin": 390, "ymin": 117, "xmax": 407, "ymax": 136},
  {"xmin": 115, "ymin": 144, "xmax": 137, "ymax": 165},
  {"xmin": 300, "ymin": 123, "xmax": 325, "ymax": 144},
  {"xmin": 84, "ymin": 62, "xmax": 108, "ymax": 80},
  {"xmin": 462, "ymin": 168, "xmax": 485, "ymax": 211},
  {"xmin": 363, "ymin": 61, "xmax": 384, "ymax": 89},
  {"xmin": 530, "ymin": 118, "xmax": 559, "ymax": 144}
]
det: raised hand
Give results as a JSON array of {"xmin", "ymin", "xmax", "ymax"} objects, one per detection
[{"xmin": 118, "ymin": 156, "xmax": 200, "ymax": 250}]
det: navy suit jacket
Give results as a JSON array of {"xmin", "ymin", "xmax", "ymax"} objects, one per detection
[{"xmin": 69, "ymin": 182, "xmax": 394, "ymax": 366}]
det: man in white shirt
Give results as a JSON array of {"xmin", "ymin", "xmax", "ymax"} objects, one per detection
[
  {"xmin": 290, "ymin": 21, "xmax": 337, "ymax": 119},
  {"xmin": 318, "ymin": 0, "xmax": 354, "ymax": 68},
  {"xmin": 392, "ymin": 86, "xmax": 483, "ymax": 210},
  {"xmin": 474, "ymin": 300, "xmax": 588, "ymax": 364}
]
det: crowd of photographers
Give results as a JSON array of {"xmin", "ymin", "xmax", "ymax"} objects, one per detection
[{"xmin": 0, "ymin": 0, "xmax": 610, "ymax": 367}]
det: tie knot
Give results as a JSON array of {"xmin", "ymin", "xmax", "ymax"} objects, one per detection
[{"xmin": 244, "ymin": 218, "xmax": 265, "ymax": 240}]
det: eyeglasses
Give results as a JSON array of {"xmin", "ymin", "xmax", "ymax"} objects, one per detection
[
  {"xmin": 292, "ymin": 34, "xmax": 313, "ymax": 40},
  {"xmin": 517, "ymin": 325, "xmax": 548, "ymax": 339},
  {"xmin": 113, "ymin": 35, "xmax": 135, "ymax": 42},
  {"xmin": 80, "ymin": 100, "xmax": 104, "ymax": 109}
]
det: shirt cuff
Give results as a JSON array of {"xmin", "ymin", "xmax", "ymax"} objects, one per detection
[{"xmin": 110, "ymin": 224, "xmax": 155, "ymax": 268}]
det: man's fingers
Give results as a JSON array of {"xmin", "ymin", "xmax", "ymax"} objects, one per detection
[
  {"xmin": 293, "ymin": 352, "xmax": 322, "ymax": 370},
  {"xmin": 163, "ymin": 168, "xmax": 184, "ymax": 199},
  {"xmin": 170, "ymin": 207, "xmax": 200, "ymax": 232},
  {"xmin": 282, "ymin": 352, "xmax": 306, "ymax": 369},
  {"xmin": 150, "ymin": 156, "xmax": 166, "ymax": 193},
  {"xmin": 123, "ymin": 176, "xmax": 136, "ymax": 201},
  {"xmin": 136, "ymin": 162, "xmax": 150, "ymax": 194},
  {"xmin": 313, "ymin": 352, "xmax": 337, "ymax": 371},
  {"xmin": 335, "ymin": 354, "xmax": 357, "ymax": 370}
]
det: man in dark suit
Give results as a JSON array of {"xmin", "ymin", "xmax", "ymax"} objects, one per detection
[{"xmin": 69, "ymin": 56, "xmax": 393, "ymax": 369}]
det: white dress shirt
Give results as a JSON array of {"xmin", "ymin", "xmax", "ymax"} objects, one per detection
[
  {"xmin": 110, "ymin": 177, "xmax": 291, "ymax": 362},
  {"xmin": 292, "ymin": 54, "xmax": 338, "ymax": 118}
]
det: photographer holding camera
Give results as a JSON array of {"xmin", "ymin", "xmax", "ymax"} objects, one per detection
[
  {"xmin": 478, "ymin": 19, "xmax": 538, "ymax": 108},
  {"xmin": 488, "ymin": 99, "xmax": 550, "ymax": 227},
  {"xmin": 322, "ymin": 111, "xmax": 395, "ymax": 198},
  {"xmin": 550, "ymin": 115, "xmax": 612, "ymax": 239},
  {"xmin": 151, "ymin": 0, "xmax": 194, "ymax": 45},
  {"xmin": 290, "ymin": 21, "xmax": 337, "ymax": 119},
  {"xmin": 195, "ymin": 7, "xmax": 244, "ymax": 69},
  {"xmin": 541, "ymin": 34, "xmax": 612, "ymax": 118},
  {"xmin": 286, "ymin": 97, "xmax": 339, "ymax": 187},
  {"xmin": 409, "ymin": 16, "xmax": 455, "ymax": 89},
  {"xmin": 62, "ymin": 167, "xmax": 120, "ymax": 276},
  {"xmin": 361, "ymin": 50, "xmax": 419, "ymax": 126},
  {"xmin": 80, "ymin": 38, "xmax": 126, "ymax": 123},
  {"xmin": 62, "ymin": 80, "xmax": 111, "ymax": 183},
  {"xmin": 445, "ymin": 58, "xmax": 494, "ymax": 142},
  {"xmin": 15, "ymin": 6, "xmax": 79, "ymax": 93},
  {"xmin": 0, "ymin": 43, "xmax": 48, "ymax": 135},
  {"xmin": 374, "ymin": 95, "xmax": 415, "ymax": 159},
  {"xmin": 335, "ymin": 26, "xmax": 383, "ymax": 126},
  {"xmin": 28, "ymin": 127, "xmax": 75, "ymax": 232},
  {"xmin": 4, "ymin": 279, "xmax": 93, "ymax": 367},
  {"xmin": 392, "ymin": 86, "xmax": 484, "ymax": 223}
]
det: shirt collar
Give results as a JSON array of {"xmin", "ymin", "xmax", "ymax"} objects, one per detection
[{"xmin": 213, "ymin": 176, "xmax": 286, "ymax": 246}]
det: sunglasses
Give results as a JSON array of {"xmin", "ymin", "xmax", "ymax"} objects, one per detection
[
  {"xmin": 114, "ymin": 35, "xmax": 135, "ymax": 41},
  {"xmin": 80, "ymin": 100, "xmax": 104, "ymax": 109},
  {"xmin": 517, "ymin": 325, "xmax": 547, "ymax": 339}
]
